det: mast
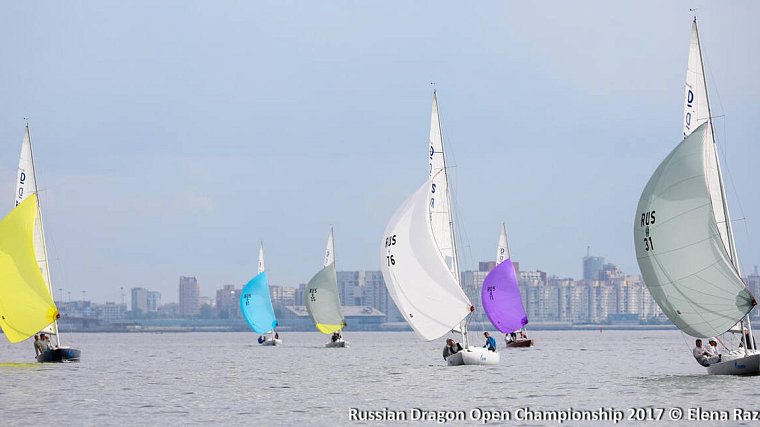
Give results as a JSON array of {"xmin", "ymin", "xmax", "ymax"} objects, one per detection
[
  {"xmin": 25, "ymin": 124, "xmax": 61, "ymax": 347},
  {"xmin": 432, "ymin": 91, "xmax": 471, "ymax": 347}
]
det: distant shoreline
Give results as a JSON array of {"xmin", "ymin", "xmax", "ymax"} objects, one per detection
[{"xmin": 56, "ymin": 324, "xmax": 678, "ymax": 333}]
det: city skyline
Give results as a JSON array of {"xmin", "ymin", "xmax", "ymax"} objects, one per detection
[{"xmin": 1, "ymin": 2, "xmax": 759, "ymax": 303}]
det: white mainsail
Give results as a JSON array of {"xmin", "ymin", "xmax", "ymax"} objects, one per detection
[
  {"xmin": 258, "ymin": 242, "xmax": 265, "ymax": 275},
  {"xmin": 683, "ymin": 18, "xmax": 737, "ymax": 267},
  {"xmin": 428, "ymin": 92, "xmax": 458, "ymax": 280},
  {"xmin": 324, "ymin": 227, "xmax": 335, "ymax": 267},
  {"xmin": 381, "ymin": 179, "xmax": 472, "ymax": 340},
  {"xmin": 16, "ymin": 126, "xmax": 58, "ymax": 338},
  {"xmin": 634, "ymin": 123, "xmax": 754, "ymax": 337},
  {"xmin": 497, "ymin": 223, "xmax": 510, "ymax": 265}
]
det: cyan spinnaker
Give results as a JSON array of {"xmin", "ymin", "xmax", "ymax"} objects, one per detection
[{"xmin": 240, "ymin": 271, "xmax": 278, "ymax": 334}]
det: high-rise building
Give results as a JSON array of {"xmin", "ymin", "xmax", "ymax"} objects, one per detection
[
  {"xmin": 216, "ymin": 284, "xmax": 241, "ymax": 319},
  {"xmin": 270, "ymin": 285, "xmax": 296, "ymax": 307},
  {"xmin": 147, "ymin": 291, "xmax": 161, "ymax": 313},
  {"xmin": 131, "ymin": 287, "xmax": 149, "ymax": 314},
  {"xmin": 583, "ymin": 250, "xmax": 606, "ymax": 281},
  {"xmin": 179, "ymin": 276, "xmax": 200, "ymax": 317}
]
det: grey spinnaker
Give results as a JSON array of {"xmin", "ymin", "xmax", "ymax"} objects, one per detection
[{"xmin": 305, "ymin": 263, "xmax": 346, "ymax": 334}]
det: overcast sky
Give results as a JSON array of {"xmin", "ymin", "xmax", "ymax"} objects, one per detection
[{"xmin": 1, "ymin": 1, "xmax": 759, "ymax": 303}]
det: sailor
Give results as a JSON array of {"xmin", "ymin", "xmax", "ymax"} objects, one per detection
[
  {"xmin": 274, "ymin": 331, "xmax": 279, "ymax": 340},
  {"xmin": 705, "ymin": 338, "xmax": 721, "ymax": 363},
  {"xmin": 483, "ymin": 332, "xmax": 497, "ymax": 352},
  {"xmin": 39, "ymin": 334, "xmax": 53, "ymax": 351},
  {"xmin": 442, "ymin": 338, "xmax": 463, "ymax": 360},
  {"xmin": 331, "ymin": 332, "xmax": 339, "ymax": 343},
  {"xmin": 740, "ymin": 328, "xmax": 756, "ymax": 350},
  {"xmin": 33, "ymin": 334, "xmax": 44, "ymax": 356},
  {"xmin": 506, "ymin": 332, "xmax": 517, "ymax": 343},
  {"xmin": 692, "ymin": 339, "xmax": 711, "ymax": 366},
  {"xmin": 257, "ymin": 336, "xmax": 265, "ymax": 344}
]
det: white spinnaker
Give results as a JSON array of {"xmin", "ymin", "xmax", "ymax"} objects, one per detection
[
  {"xmin": 635, "ymin": 123, "xmax": 754, "ymax": 338},
  {"xmin": 258, "ymin": 242, "xmax": 265, "ymax": 275},
  {"xmin": 428, "ymin": 92, "xmax": 458, "ymax": 278},
  {"xmin": 16, "ymin": 127, "xmax": 57, "ymax": 337},
  {"xmin": 381, "ymin": 179, "xmax": 472, "ymax": 341},
  {"xmin": 682, "ymin": 19, "xmax": 736, "ymax": 267},
  {"xmin": 324, "ymin": 227, "xmax": 335, "ymax": 267},
  {"xmin": 497, "ymin": 223, "xmax": 510, "ymax": 265}
]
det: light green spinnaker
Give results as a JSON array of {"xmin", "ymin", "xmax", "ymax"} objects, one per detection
[
  {"xmin": 305, "ymin": 228, "xmax": 346, "ymax": 334},
  {"xmin": 634, "ymin": 123, "xmax": 755, "ymax": 337}
]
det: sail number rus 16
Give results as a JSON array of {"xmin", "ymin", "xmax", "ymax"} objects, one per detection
[
  {"xmin": 640, "ymin": 210, "xmax": 655, "ymax": 251},
  {"xmin": 385, "ymin": 235, "xmax": 397, "ymax": 266}
]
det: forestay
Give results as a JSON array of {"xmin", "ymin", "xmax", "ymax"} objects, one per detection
[
  {"xmin": 381, "ymin": 179, "xmax": 472, "ymax": 341},
  {"xmin": 0, "ymin": 195, "xmax": 59, "ymax": 343},
  {"xmin": 305, "ymin": 229, "xmax": 346, "ymax": 334},
  {"xmin": 482, "ymin": 224, "xmax": 527, "ymax": 334},
  {"xmin": 240, "ymin": 243, "xmax": 278, "ymax": 334},
  {"xmin": 634, "ymin": 123, "xmax": 755, "ymax": 337}
]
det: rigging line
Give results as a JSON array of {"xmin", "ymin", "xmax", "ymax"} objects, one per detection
[{"xmin": 714, "ymin": 118, "xmax": 753, "ymax": 274}]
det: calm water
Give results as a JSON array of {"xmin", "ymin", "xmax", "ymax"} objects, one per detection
[{"xmin": 1, "ymin": 330, "xmax": 759, "ymax": 426}]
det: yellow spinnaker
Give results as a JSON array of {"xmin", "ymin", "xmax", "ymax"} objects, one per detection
[
  {"xmin": 0, "ymin": 195, "xmax": 58, "ymax": 343},
  {"xmin": 315, "ymin": 322, "xmax": 346, "ymax": 335}
]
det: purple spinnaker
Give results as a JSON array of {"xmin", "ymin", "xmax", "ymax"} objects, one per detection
[{"xmin": 481, "ymin": 258, "xmax": 528, "ymax": 334}]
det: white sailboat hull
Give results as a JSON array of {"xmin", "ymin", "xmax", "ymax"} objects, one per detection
[
  {"xmin": 325, "ymin": 339, "xmax": 349, "ymax": 348},
  {"xmin": 260, "ymin": 338, "xmax": 282, "ymax": 346},
  {"xmin": 446, "ymin": 346, "xmax": 500, "ymax": 366},
  {"xmin": 706, "ymin": 350, "xmax": 760, "ymax": 376}
]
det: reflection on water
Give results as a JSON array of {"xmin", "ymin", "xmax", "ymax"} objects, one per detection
[{"xmin": 0, "ymin": 330, "xmax": 759, "ymax": 425}]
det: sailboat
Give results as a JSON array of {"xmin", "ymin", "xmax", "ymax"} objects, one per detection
[
  {"xmin": 305, "ymin": 228, "xmax": 349, "ymax": 348},
  {"xmin": 482, "ymin": 223, "xmax": 533, "ymax": 348},
  {"xmin": 634, "ymin": 18, "xmax": 758, "ymax": 375},
  {"xmin": 381, "ymin": 91, "xmax": 499, "ymax": 366},
  {"xmin": 240, "ymin": 242, "xmax": 281, "ymax": 346},
  {"xmin": 0, "ymin": 125, "xmax": 81, "ymax": 362}
]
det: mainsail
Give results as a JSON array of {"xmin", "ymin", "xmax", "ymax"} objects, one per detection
[
  {"xmin": 428, "ymin": 92, "xmax": 458, "ymax": 279},
  {"xmin": 0, "ymin": 195, "xmax": 59, "ymax": 343},
  {"xmin": 240, "ymin": 243, "xmax": 278, "ymax": 334},
  {"xmin": 634, "ymin": 123, "xmax": 754, "ymax": 337},
  {"xmin": 305, "ymin": 228, "xmax": 346, "ymax": 334},
  {"xmin": 482, "ymin": 223, "xmax": 527, "ymax": 334},
  {"xmin": 15, "ymin": 126, "xmax": 57, "ymax": 338},
  {"xmin": 683, "ymin": 18, "xmax": 737, "ymax": 267}
]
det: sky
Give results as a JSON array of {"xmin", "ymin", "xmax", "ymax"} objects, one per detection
[{"xmin": 1, "ymin": 1, "xmax": 759, "ymax": 303}]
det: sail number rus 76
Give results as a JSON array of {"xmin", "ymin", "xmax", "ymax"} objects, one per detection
[
  {"xmin": 385, "ymin": 235, "xmax": 397, "ymax": 266},
  {"xmin": 640, "ymin": 210, "xmax": 655, "ymax": 251}
]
